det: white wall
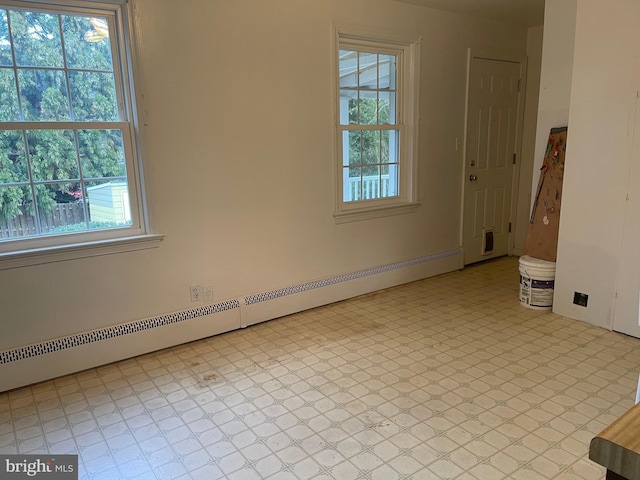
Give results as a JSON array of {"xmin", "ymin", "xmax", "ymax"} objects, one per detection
[
  {"xmin": 0, "ymin": 0, "xmax": 529, "ymax": 390},
  {"xmin": 553, "ymin": 0, "xmax": 640, "ymax": 330},
  {"xmin": 513, "ymin": 25, "xmax": 543, "ymax": 255},
  {"xmin": 530, "ymin": 0, "xmax": 576, "ymax": 205}
]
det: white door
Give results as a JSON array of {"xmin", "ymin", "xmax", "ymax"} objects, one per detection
[
  {"xmin": 612, "ymin": 98, "xmax": 640, "ymax": 339},
  {"xmin": 463, "ymin": 57, "xmax": 522, "ymax": 265}
]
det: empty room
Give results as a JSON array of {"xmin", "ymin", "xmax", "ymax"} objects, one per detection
[{"xmin": 1, "ymin": 0, "xmax": 640, "ymax": 479}]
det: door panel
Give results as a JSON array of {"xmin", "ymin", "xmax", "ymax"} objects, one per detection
[
  {"xmin": 473, "ymin": 190, "xmax": 486, "ymax": 238},
  {"xmin": 463, "ymin": 57, "xmax": 521, "ymax": 265}
]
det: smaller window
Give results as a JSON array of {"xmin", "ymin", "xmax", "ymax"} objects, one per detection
[{"xmin": 334, "ymin": 27, "xmax": 420, "ymax": 222}]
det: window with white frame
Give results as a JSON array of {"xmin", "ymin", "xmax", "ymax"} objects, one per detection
[
  {"xmin": 335, "ymin": 28, "xmax": 420, "ymax": 221},
  {"xmin": 0, "ymin": 0, "xmax": 152, "ymax": 259}
]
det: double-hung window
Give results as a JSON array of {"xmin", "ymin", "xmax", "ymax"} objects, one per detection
[
  {"xmin": 334, "ymin": 27, "xmax": 421, "ymax": 222},
  {"xmin": 0, "ymin": 0, "xmax": 155, "ymax": 265}
]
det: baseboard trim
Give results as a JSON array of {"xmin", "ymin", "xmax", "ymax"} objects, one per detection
[
  {"xmin": 240, "ymin": 249, "xmax": 463, "ymax": 327},
  {"xmin": 0, "ymin": 300, "xmax": 240, "ymax": 366},
  {"xmin": 0, "ymin": 306, "xmax": 241, "ymax": 392},
  {"xmin": 0, "ymin": 249, "xmax": 463, "ymax": 392}
]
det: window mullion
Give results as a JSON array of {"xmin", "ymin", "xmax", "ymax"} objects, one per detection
[
  {"xmin": 341, "ymin": 124, "xmax": 399, "ymax": 131},
  {"xmin": 72, "ymin": 130, "xmax": 90, "ymax": 230},
  {"xmin": 57, "ymin": 14, "xmax": 75, "ymax": 122},
  {"xmin": 5, "ymin": 11, "xmax": 24, "ymax": 122},
  {"xmin": 0, "ymin": 121, "xmax": 128, "ymax": 130},
  {"xmin": 22, "ymin": 130, "xmax": 43, "ymax": 236}
]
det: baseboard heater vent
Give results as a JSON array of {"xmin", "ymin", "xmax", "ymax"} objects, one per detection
[
  {"xmin": 245, "ymin": 249, "xmax": 462, "ymax": 305},
  {"xmin": 0, "ymin": 248, "xmax": 462, "ymax": 367},
  {"xmin": 0, "ymin": 300, "xmax": 240, "ymax": 365}
]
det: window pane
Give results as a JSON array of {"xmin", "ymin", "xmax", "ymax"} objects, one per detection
[
  {"xmin": 388, "ymin": 129, "xmax": 399, "ymax": 165},
  {"xmin": 338, "ymin": 50, "xmax": 357, "ymax": 88},
  {"xmin": 362, "ymin": 165, "xmax": 381, "ymax": 200},
  {"xmin": 348, "ymin": 96, "xmax": 358, "ymax": 125},
  {"xmin": 63, "ymin": 15, "xmax": 113, "ymax": 71},
  {"xmin": 0, "ymin": 185, "xmax": 35, "ymax": 239},
  {"xmin": 358, "ymin": 90, "xmax": 377, "ymax": 125},
  {"xmin": 378, "ymin": 91, "xmax": 395, "ymax": 125},
  {"xmin": 70, "ymin": 71, "xmax": 117, "ymax": 121},
  {"xmin": 27, "ymin": 129, "xmax": 78, "ymax": 181},
  {"xmin": 341, "ymin": 130, "xmax": 349, "ymax": 167},
  {"xmin": 0, "ymin": 130, "xmax": 28, "ymax": 182},
  {"xmin": 36, "ymin": 182, "xmax": 85, "ymax": 234},
  {"xmin": 387, "ymin": 163, "xmax": 399, "ymax": 197},
  {"xmin": 78, "ymin": 129, "xmax": 126, "ymax": 179},
  {"xmin": 345, "ymin": 130, "xmax": 361, "ymax": 166},
  {"xmin": 345, "ymin": 166, "xmax": 361, "ymax": 202},
  {"xmin": 10, "ymin": 10, "xmax": 63, "ymax": 68},
  {"xmin": 0, "ymin": 69, "xmax": 20, "ymax": 121},
  {"xmin": 380, "ymin": 130, "xmax": 390, "ymax": 164},
  {"xmin": 86, "ymin": 180, "xmax": 131, "ymax": 227},
  {"xmin": 381, "ymin": 164, "xmax": 390, "ymax": 198},
  {"xmin": 339, "ymin": 89, "xmax": 356, "ymax": 126},
  {"xmin": 18, "ymin": 69, "xmax": 70, "ymax": 121},
  {"xmin": 379, "ymin": 54, "xmax": 396, "ymax": 90},
  {"xmin": 358, "ymin": 52, "xmax": 377, "ymax": 89},
  {"xmin": 361, "ymin": 130, "xmax": 380, "ymax": 165},
  {"xmin": 0, "ymin": 10, "xmax": 12, "ymax": 66}
]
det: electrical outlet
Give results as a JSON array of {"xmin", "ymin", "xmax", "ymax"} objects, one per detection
[
  {"xmin": 190, "ymin": 284, "xmax": 202, "ymax": 302},
  {"xmin": 203, "ymin": 285, "xmax": 213, "ymax": 302},
  {"xmin": 573, "ymin": 291, "xmax": 588, "ymax": 307}
]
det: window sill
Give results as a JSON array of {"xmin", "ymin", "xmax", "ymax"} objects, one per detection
[
  {"xmin": 334, "ymin": 202, "xmax": 420, "ymax": 224},
  {"xmin": 0, "ymin": 234, "xmax": 165, "ymax": 271}
]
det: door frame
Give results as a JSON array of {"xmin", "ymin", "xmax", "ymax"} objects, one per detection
[
  {"xmin": 460, "ymin": 48, "xmax": 529, "ymax": 263},
  {"xmin": 611, "ymin": 96, "xmax": 640, "ymax": 338}
]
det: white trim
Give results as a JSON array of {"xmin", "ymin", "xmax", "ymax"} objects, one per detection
[
  {"xmin": 0, "ymin": 233, "xmax": 163, "ymax": 270},
  {"xmin": 333, "ymin": 22, "xmax": 421, "ymax": 46},
  {"xmin": 334, "ymin": 201, "xmax": 420, "ymax": 223},
  {"xmin": 470, "ymin": 47, "xmax": 525, "ymax": 64},
  {"xmin": 0, "ymin": 303, "xmax": 239, "ymax": 392},
  {"xmin": 123, "ymin": 0, "xmax": 156, "ymax": 235},
  {"xmin": 241, "ymin": 249, "xmax": 461, "ymax": 327}
]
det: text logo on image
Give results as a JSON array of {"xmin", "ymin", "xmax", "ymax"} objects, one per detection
[{"xmin": 1, "ymin": 455, "xmax": 77, "ymax": 479}]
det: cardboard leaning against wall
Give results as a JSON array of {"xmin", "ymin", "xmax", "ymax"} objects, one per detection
[{"xmin": 524, "ymin": 127, "xmax": 568, "ymax": 262}]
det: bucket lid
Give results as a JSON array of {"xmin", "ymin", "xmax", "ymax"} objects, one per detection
[{"xmin": 519, "ymin": 255, "xmax": 556, "ymax": 268}]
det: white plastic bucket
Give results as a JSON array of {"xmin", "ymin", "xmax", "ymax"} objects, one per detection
[{"xmin": 519, "ymin": 255, "xmax": 556, "ymax": 309}]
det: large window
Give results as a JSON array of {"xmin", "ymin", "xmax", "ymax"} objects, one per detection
[
  {"xmin": 335, "ymin": 28, "xmax": 420, "ymax": 222},
  {"xmin": 0, "ymin": 0, "xmax": 153, "ymax": 261}
]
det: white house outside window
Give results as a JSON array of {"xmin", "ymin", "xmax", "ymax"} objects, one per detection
[
  {"xmin": 0, "ymin": 0, "xmax": 156, "ymax": 266},
  {"xmin": 334, "ymin": 27, "xmax": 420, "ymax": 222}
]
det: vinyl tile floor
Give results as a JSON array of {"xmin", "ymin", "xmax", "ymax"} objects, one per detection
[{"xmin": 1, "ymin": 256, "xmax": 639, "ymax": 479}]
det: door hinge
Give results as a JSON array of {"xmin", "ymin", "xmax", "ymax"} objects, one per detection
[
  {"xmin": 513, "ymin": 153, "xmax": 516, "ymax": 165},
  {"xmin": 518, "ymin": 79, "xmax": 522, "ymax": 92},
  {"xmin": 508, "ymin": 222, "xmax": 512, "ymax": 233}
]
